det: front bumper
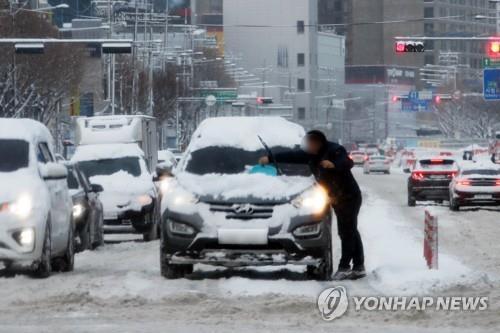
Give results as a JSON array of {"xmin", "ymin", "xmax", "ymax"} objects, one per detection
[
  {"xmin": 0, "ymin": 214, "xmax": 45, "ymax": 270},
  {"xmin": 161, "ymin": 208, "xmax": 331, "ymax": 267}
]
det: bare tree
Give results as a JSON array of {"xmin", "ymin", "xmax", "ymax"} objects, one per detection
[{"xmin": 0, "ymin": 10, "xmax": 85, "ymax": 124}]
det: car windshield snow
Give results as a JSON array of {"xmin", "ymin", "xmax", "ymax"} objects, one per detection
[
  {"xmin": 185, "ymin": 146, "xmax": 311, "ymax": 176},
  {"xmin": 79, "ymin": 157, "xmax": 141, "ymax": 178},
  {"xmin": 462, "ymin": 169, "xmax": 500, "ymax": 176},
  {"xmin": 0, "ymin": 139, "xmax": 29, "ymax": 172}
]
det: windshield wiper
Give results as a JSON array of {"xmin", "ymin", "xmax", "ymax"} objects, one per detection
[{"xmin": 258, "ymin": 135, "xmax": 282, "ymax": 175}]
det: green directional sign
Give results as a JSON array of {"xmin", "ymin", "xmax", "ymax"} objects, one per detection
[
  {"xmin": 199, "ymin": 89, "xmax": 237, "ymax": 103},
  {"xmin": 483, "ymin": 58, "xmax": 500, "ymax": 68}
]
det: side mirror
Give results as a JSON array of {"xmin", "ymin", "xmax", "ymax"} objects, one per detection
[
  {"xmin": 90, "ymin": 184, "xmax": 104, "ymax": 193},
  {"xmin": 39, "ymin": 162, "xmax": 68, "ymax": 180}
]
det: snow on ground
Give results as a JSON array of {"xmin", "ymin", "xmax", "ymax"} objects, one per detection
[{"xmin": 0, "ymin": 167, "xmax": 499, "ymax": 332}]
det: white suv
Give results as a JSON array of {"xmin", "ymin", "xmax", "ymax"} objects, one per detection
[{"xmin": 0, "ymin": 118, "xmax": 74, "ymax": 278}]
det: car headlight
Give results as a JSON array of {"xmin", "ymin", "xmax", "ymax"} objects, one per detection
[
  {"xmin": 8, "ymin": 194, "xmax": 33, "ymax": 219},
  {"xmin": 292, "ymin": 185, "xmax": 329, "ymax": 215},
  {"xmin": 72, "ymin": 203, "xmax": 85, "ymax": 219},
  {"xmin": 168, "ymin": 220, "xmax": 196, "ymax": 236},
  {"xmin": 137, "ymin": 194, "xmax": 153, "ymax": 206},
  {"xmin": 159, "ymin": 177, "xmax": 172, "ymax": 196},
  {"xmin": 169, "ymin": 188, "xmax": 198, "ymax": 207}
]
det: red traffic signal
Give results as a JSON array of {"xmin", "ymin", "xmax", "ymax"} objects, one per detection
[
  {"xmin": 487, "ymin": 40, "xmax": 500, "ymax": 58},
  {"xmin": 395, "ymin": 41, "xmax": 425, "ymax": 53}
]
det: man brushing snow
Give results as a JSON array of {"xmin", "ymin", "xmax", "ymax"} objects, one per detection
[{"xmin": 259, "ymin": 130, "xmax": 365, "ymax": 280}]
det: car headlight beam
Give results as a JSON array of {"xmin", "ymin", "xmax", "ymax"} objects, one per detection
[
  {"xmin": 8, "ymin": 194, "xmax": 33, "ymax": 219},
  {"xmin": 293, "ymin": 185, "xmax": 329, "ymax": 214}
]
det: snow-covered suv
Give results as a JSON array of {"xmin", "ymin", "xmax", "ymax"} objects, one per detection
[
  {"xmin": 0, "ymin": 119, "xmax": 74, "ymax": 277},
  {"xmin": 160, "ymin": 117, "xmax": 333, "ymax": 280}
]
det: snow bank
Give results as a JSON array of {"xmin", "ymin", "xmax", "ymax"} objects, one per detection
[
  {"xmin": 359, "ymin": 187, "xmax": 487, "ymax": 295},
  {"xmin": 187, "ymin": 117, "xmax": 305, "ymax": 152},
  {"xmin": 176, "ymin": 172, "xmax": 314, "ymax": 200},
  {"xmin": 71, "ymin": 143, "xmax": 144, "ymax": 162}
]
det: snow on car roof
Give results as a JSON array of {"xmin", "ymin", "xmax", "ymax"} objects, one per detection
[
  {"xmin": 460, "ymin": 161, "xmax": 500, "ymax": 171},
  {"xmin": 71, "ymin": 143, "xmax": 144, "ymax": 162},
  {"xmin": 0, "ymin": 118, "xmax": 53, "ymax": 145},
  {"xmin": 187, "ymin": 117, "xmax": 305, "ymax": 151}
]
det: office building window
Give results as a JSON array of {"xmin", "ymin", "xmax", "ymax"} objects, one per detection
[
  {"xmin": 298, "ymin": 107, "xmax": 306, "ymax": 120},
  {"xmin": 297, "ymin": 78, "xmax": 305, "ymax": 91},
  {"xmin": 297, "ymin": 20, "xmax": 305, "ymax": 34},
  {"xmin": 297, "ymin": 53, "xmax": 305, "ymax": 66}
]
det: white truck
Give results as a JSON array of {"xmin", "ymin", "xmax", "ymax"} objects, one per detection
[{"xmin": 71, "ymin": 115, "xmax": 160, "ymax": 241}]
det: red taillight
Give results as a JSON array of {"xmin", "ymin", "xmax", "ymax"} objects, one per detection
[
  {"xmin": 412, "ymin": 172, "xmax": 424, "ymax": 181},
  {"xmin": 431, "ymin": 159, "xmax": 443, "ymax": 164},
  {"xmin": 458, "ymin": 180, "xmax": 471, "ymax": 186},
  {"xmin": 496, "ymin": 179, "xmax": 500, "ymax": 186}
]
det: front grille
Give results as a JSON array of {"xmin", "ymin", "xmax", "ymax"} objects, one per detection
[{"xmin": 209, "ymin": 202, "xmax": 275, "ymax": 220}]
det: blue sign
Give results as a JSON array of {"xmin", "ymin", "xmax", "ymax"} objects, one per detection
[
  {"xmin": 402, "ymin": 99, "xmax": 431, "ymax": 112},
  {"xmin": 483, "ymin": 68, "xmax": 500, "ymax": 100}
]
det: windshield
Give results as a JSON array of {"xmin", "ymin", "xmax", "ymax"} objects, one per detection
[
  {"xmin": 462, "ymin": 169, "xmax": 500, "ymax": 176},
  {"xmin": 0, "ymin": 139, "xmax": 30, "ymax": 172},
  {"xmin": 185, "ymin": 146, "xmax": 311, "ymax": 177},
  {"xmin": 79, "ymin": 157, "xmax": 142, "ymax": 178}
]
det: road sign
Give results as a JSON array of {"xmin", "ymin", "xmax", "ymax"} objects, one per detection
[
  {"xmin": 205, "ymin": 95, "xmax": 217, "ymax": 107},
  {"xmin": 483, "ymin": 58, "xmax": 500, "ymax": 68},
  {"xmin": 483, "ymin": 68, "xmax": 500, "ymax": 100}
]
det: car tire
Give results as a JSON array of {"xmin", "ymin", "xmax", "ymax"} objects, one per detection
[
  {"xmin": 143, "ymin": 205, "xmax": 160, "ymax": 242},
  {"xmin": 307, "ymin": 233, "xmax": 333, "ymax": 281},
  {"xmin": 77, "ymin": 222, "xmax": 91, "ymax": 252},
  {"xmin": 91, "ymin": 217, "xmax": 105, "ymax": 250},
  {"xmin": 408, "ymin": 194, "xmax": 416, "ymax": 207},
  {"xmin": 32, "ymin": 222, "xmax": 52, "ymax": 279},
  {"xmin": 160, "ymin": 251, "xmax": 192, "ymax": 279},
  {"xmin": 449, "ymin": 195, "xmax": 460, "ymax": 211},
  {"xmin": 53, "ymin": 223, "xmax": 75, "ymax": 273}
]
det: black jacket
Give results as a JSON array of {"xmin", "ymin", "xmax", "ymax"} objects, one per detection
[{"xmin": 273, "ymin": 142, "xmax": 361, "ymax": 205}]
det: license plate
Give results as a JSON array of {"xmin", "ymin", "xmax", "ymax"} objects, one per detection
[
  {"xmin": 475, "ymin": 195, "xmax": 492, "ymax": 200},
  {"xmin": 218, "ymin": 229, "xmax": 268, "ymax": 245},
  {"xmin": 429, "ymin": 175, "xmax": 446, "ymax": 179}
]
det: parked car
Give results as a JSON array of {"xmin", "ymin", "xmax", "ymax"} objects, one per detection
[
  {"xmin": 160, "ymin": 117, "xmax": 333, "ymax": 280},
  {"xmin": 349, "ymin": 150, "xmax": 368, "ymax": 166},
  {"xmin": 363, "ymin": 155, "xmax": 391, "ymax": 174},
  {"xmin": 66, "ymin": 164, "xmax": 105, "ymax": 252},
  {"xmin": 0, "ymin": 118, "xmax": 74, "ymax": 278},
  {"xmin": 407, "ymin": 158, "xmax": 458, "ymax": 207},
  {"xmin": 449, "ymin": 163, "xmax": 500, "ymax": 211}
]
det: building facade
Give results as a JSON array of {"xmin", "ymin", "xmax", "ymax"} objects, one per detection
[{"xmin": 224, "ymin": 0, "xmax": 345, "ymax": 130}]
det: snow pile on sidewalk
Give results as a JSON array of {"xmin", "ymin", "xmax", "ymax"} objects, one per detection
[{"xmin": 359, "ymin": 187, "xmax": 490, "ymax": 295}]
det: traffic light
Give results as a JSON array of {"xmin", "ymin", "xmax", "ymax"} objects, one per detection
[
  {"xmin": 487, "ymin": 40, "xmax": 500, "ymax": 58},
  {"xmin": 395, "ymin": 41, "xmax": 425, "ymax": 53}
]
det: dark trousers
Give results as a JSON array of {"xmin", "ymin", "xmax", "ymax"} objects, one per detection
[{"xmin": 333, "ymin": 194, "xmax": 364, "ymax": 270}]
